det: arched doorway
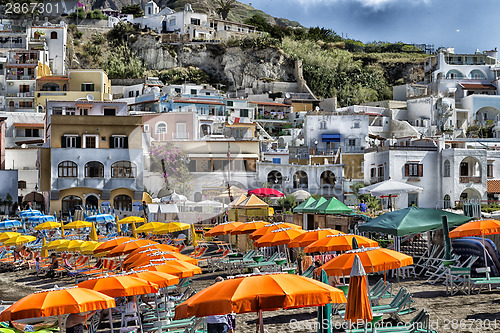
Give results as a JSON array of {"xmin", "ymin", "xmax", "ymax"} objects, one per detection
[
  {"xmin": 85, "ymin": 195, "xmax": 99, "ymax": 209},
  {"xmin": 459, "ymin": 188, "xmax": 482, "ymax": 201},
  {"xmin": 443, "ymin": 194, "xmax": 451, "ymax": 209},
  {"xmin": 61, "ymin": 195, "xmax": 82, "ymax": 214},
  {"xmin": 320, "ymin": 171, "xmax": 336, "ymax": 187},
  {"xmin": 459, "ymin": 156, "xmax": 481, "ymax": 182},
  {"xmin": 267, "ymin": 170, "xmax": 282, "ymax": 186},
  {"xmin": 293, "ymin": 171, "xmax": 308, "ymax": 189},
  {"xmin": 201, "ymin": 124, "xmax": 211, "ymax": 136},
  {"xmin": 113, "ymin": 194, "xmax": 132, "ymax": 211}
]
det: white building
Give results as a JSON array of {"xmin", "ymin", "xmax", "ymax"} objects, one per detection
[{"xmin": 27, "ymin": 22, "xmax": 67, "ymax": 75}]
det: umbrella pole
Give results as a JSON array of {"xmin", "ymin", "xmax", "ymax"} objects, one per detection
[
  {"xmin": 258, "ymin": 309, "xmax": 264, "ymax": 333},
  {"xmin": 58, "ymin": 315, "xmax": 62, "ymax": 333},
  {"xmin": 483, "ymin": 232, "xmax": 488, "ymax": 270},
  {"xmin": 108, "ymin": 308, "xmax": 114, "ymax": 333}
]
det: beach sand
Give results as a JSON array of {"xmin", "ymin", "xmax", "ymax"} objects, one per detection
[{"xmin": 1, "ymin": 265, "xmax": 500, "ymax": 332}]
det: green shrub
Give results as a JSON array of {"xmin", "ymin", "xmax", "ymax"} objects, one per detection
[
  {"xmin": 86, "ymin": 9, "xmax": 107, "ymax": 20},
  {"xmin": 102, "ymin": 45, "xmax": 145, "ymax": 79}
]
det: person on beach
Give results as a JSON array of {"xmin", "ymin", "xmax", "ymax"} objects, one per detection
[
  {"xmin": 66, "ymin": 311, "xmax": 97, "ymax": 333},
  {"xmin": 313, "ymin": 259, "xmax": 323, "ymax": 280},
  {"xmin": 207, "ymin": 277, "xmax": 229, "ymax": 333},
  {"xmin": 46, "ymin": 253, "xmax": 58, "ymax": 278}
]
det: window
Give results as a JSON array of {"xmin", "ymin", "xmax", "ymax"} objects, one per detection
[
  {"xmin": 443, "ymin": 195, "xmax": 451, "ymax": 209},
  {"xmin": 320, "ymin": 121, "xmax": 326, "ymax": 129},
  {"xmin": 50, "ymin": 31, "xmax": 57, "ymax": 39},
  {"xmin": 128, "ymin": 91, "xmax": 134, "ymax": 97},
  {"xmin": 58, "ymin": 161, "xmax": 77, "ymax": 177},
  {"xmin": 272, "ymin": 158, "xmax": 281, "ymax": 164},
  {"xmin": 18, "ymin": 180, "xmax": 26, "ymax": 189},
  {"xmin": 370, "ymin": 168, "xmax": 376, "ymax": 178},
  {"xmin": 169, "ymin": 18, "xmax": 176, "ymax": 26},
  {"xmin": 240, "ymin": 109, "xmax": 249, "ymax": 117},
  {"xmin": 52, "ymin": 107, "xmax": 63, "ymax": 115},
  {"xmin": 110, "ymin": 135, "xmax": 128, "ymax": 148},
  {"xmin": 174, "ymin": 88, "xmax": 181, "ymax": 93},
  {"xmin": 62, "ymin": 195, "xmax": 82, "ymax": 213},
  {"xmin": 488, "ymin": 162, "xmax": 494, "ymax": 178},
  {"xmin": 348, "ymin": 139, "xmax": 356, "ymax": 146},
  {"xmin": 85, "ymin": 161, "xmax": 104, "ymax": 178},
  {"xmin": 61, "ymin": 135, "xmax": 81, "ymax": 148},
  {"xmin": 353, "ymin": 122, "xmax": 360, "ymax": 129},
  {"xmin": 408, "ymin": 192, "xmax": 418, "ymax": 207},
  {"xmin": 190, "ymin": 89, "xmax": 197, "ymax": 95},
  {"xmin": 25, "ymin": 128, "xmax": 40, "ymax": 137},
  {"xmin": 111, "ymin": 161, "xmax": 136, "ymax": 178},
  {"xmin": 19, "ymin": 84, "xmax": 29, "ymax": 93},
  {"xmin": 83, "ymin": 135, "xmax": 98, "ymax": 148},
  {"xmin": 378, "ymin": 165, "xmax": 384, "ymax": 180},
  {"xmin": 81, "ymin": 83, "xmax": 95, "ymax": 92},
  {"xmin": 103, "ymin": 108, "xmax": 116, "ymax": 116},
  {"xmin": 114, "ymin": 194, "xmax": 132, "ymax": 211},
  {"xmin": 66, "ymin": 107, "xmax": 76, "ymax": 115},
  {"xmin": 227, "ymin": 101, "xmax": 233, "ymax": 107},
  {"xmin": 144, "ymin": 124, "xmax": 150, "ymax": 132},
  {"xmin": 405, "ymin": 163, "xmax": 423, "ymax": 177},
  {"xmin": 444, "ymin": 160, "xmax": 451, "ymax": 177},
  {"xmin": 155, "ymin": 122, "xmax": 167, "ymax": 134}
]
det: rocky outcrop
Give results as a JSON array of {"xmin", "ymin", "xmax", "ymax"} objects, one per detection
[{"xmin": 130, "ymin": 35, "xmax": 296, "ymax": 89}]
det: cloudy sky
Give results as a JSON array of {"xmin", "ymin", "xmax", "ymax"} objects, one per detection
[{"xmin": 247, "ymin": 0, "xmax": 500, "ymax": 53}]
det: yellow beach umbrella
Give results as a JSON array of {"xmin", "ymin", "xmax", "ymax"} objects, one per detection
[
  {"xmin": 191, "ymin": 224, "xmax": 198, "ymax": 247},
  {"xmin": 34, "ymin": 222, "xmax": 62, "ymax": 231},
  {"xmin": 136, "ymin": 222, "xmax": 166, "ymax": 234},
  {"xmin": 90, "ymin": 223, "xmax": 98, "ymax": 241},
  {"xmin": 41, "ymin": 237, "xmax": 48, "ymax": 258},
  {"xmin": 47, "ymin": 239, "xmax": 70, "ymax": 250},
  {"xmin": 154, "ymin": 222, "xmax": 190, "ymax": 235},
  {"xmin": 64, "ymin": 221, "xmax": 92, "ymax": 229},
  {"xmin": 56, "ymin": 240, "xmax": 85, "ymax": 252},
  {"xmin": 119, "ymin": 216, "xmax": 146, "ymax": 224},
  {"xmin": 80, "ymin": 242, "xmax": 101, "ymax": 255},
  {"xmin": 94, "ymin": 250, "xmax": 110, "ymax": 258},
  {"xmin": 116, "ymin": 216, "xmax": 121, "ymax": 234},
  {"xmin": 4, "ymin": 235, "xmax": 36, "ymax": 246},
  {"xmin": 0, "ymin": 232, "xmax": 20, "ymax": 243}
]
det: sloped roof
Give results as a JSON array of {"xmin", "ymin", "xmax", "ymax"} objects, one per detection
[{"xmin": 236, "ymin": 194, "xmax": 268, "ymax": 209}]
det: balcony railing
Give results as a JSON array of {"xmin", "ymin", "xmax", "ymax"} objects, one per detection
[
  {"xmin": 7, "ymin": 74, "xmax": 35, "ymax": 80},
  {"xmin": 172, "ymin": 132, "xmax": 190, "ymax": 140},
  {"xmin": 6, "ymin": 92, "xmax": 34, "ymax": 97},
  {"xmin": 459, "ymin": 176, "xmax": 481, "ymax": 184}
]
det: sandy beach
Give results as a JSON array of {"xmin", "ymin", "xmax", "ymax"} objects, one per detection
[{"xmin": 1, "ymin": 259, "xmax": 500, "ymax": 333}]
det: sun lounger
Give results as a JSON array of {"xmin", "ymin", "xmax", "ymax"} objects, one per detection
[{"xmin": 301, "ymin": 264, "xmax": 315, "ymax": 278}]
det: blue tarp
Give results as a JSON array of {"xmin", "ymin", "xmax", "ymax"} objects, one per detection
[{"xmin": 321, "ymin": 134, "xmax": 341, "ymax": 142}]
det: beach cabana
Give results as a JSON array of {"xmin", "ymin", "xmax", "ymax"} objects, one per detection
[
  {"xmin": 316, "ymin": 197, "xmax": 352, "ymax": 214},
  {"xmin": 293, "ymin": 197, "xmax": 317, "ymax": 213}
]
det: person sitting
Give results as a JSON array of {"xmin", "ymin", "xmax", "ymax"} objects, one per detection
[
  {"xmin": 66, "ymin": 311, "xmax": 97, "ymax": 333},
  {"xmin": 313, "ymin": 260, "xmax": 323, "ymax": 280},
  {"xmin": 46, "ymin": 253, "xmax": 58, "ymax": 278}
]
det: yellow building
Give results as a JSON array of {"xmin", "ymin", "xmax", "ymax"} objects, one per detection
[{"xmin": 35, "ymin": 69, "xmax": 112, "ymax": 112}]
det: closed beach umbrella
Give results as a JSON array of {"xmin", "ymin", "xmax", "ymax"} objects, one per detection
[
  {"xmin": 89, "ymin": 223, "xmax": 98, "ymax": 241},
  {"xmin": 344, "ymin": 255, "xmax": 372, "ymax": 326},
  {"xmin": 249, "ymin": 222, "xmax": 302, "ymax": 240},
  {"xmin": 230, "ymin": 221, "xmax": 269, "ymax": 235},
  {"xmin": 77, "ymin": 275, "xmax": 159, "ymax": 298},
  {"xmin": 205, "ymin": 221, "xmax": 243, "ymax": 237},
  {"xmin": 288, "ymin": 229, "xmax": 344, "ymax": 248},
  {"xmin": 138, "ymin": 261, "xmax": 202, "ymax": 278},
  {"xmin": 0, "ymin": 286, "xmax": 115, "ymax": 321},
  {"xmin": 4, "ymin": 235, "xmax": 36, "ymax": 246},
  {"xmin": 305, "ymin": 234, "xmax": 378, "ymax": 253},
  {"xmin": 34, "ymin": 222, "xmax": 62, "ymax": 230},
  {"xmin": 93, "ymin": 237, "xmax": 134, "ymax": 254},
  {"xmin": 320, "ymin": 247, "xmax": 413, "ymax": 276},
  {"xmin": 41, "ymin": 237, "xmax": 48, "ymax": 258},
  {"xmin": 107, "ymin": 239, "xmax": 157, "ymax": 257},
  {"xmin": 174, "ymin": 273, "xmax": 346, "ymax": 332}
]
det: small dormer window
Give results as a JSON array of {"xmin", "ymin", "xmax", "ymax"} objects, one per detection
[{"xmin": 51, "ymin": 31, "xmax": 57, "ymax": 39}]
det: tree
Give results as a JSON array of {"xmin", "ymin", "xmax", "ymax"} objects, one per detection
[
  {"xmin": 122, "ymin": 4, "xmax": 144, "ymax": 18},
  {"xmin": 213, "ymin": 0, "xmax": 237, "ymax": 20},
  {"xmin": 277, "ymin": 195, "xmax": 297, "ymax": 212},
  {"xmin": 69, "ymin": 7, "xmax": 86, "ymax": 20}
]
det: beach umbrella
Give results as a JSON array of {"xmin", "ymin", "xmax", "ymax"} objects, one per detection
[
  {"xmin": 19, "ymin": 209, "xmax": 42, "ymax": 218},
  {"xmin": 41, "ymin": 237, "xmax": 48, "ymax": 258},
  {"xmin": 90, "ymin": 223, "xmax": 98, "ymax": 241},
  {"xmin": 254, "ymin": 227, "xmax": 306, "ymax": 248},
  {"xmin": 138, "ymin": 261, "xmax": 202, "ymax": 278},
  {"xmin": 27, "ymin": 215, "xmax": 56, "ymax": 224},
  {"xmin": 0, "ymin": 286, "xmax": 115, "ymax": 321},
  {"xmin": 107, "ymin": 239, "xmax": 157, "ymax": 257},
  {"xmin": 64, "ymin": 221, "xmax": 92, "ymax": 229},
  {"xmin": 118, "ymin": 216, "xmax": 146, "ymax": 224},
  {"xmin": 305, "ymin": 234, "xmax": 379, "ymax": 253},
  {"xmin": 55, "ymin": 239, "xmax": 85, "ymax": 252},
  {"xmin": 85, "ymin": 214, "xmax": 115, "ymax": 223},
  {"xmin": 127, "ymin": 270, "xmax": 179, "ymax": 289},
  {"xmin": 77, "ymin": 275, "xmax": 159, "ymax": 298},
  {"xmin": 249, "ymin": 222, "xmax": 302, "ymax": 241},
  {"xmin": 205, "ymin": 221, "xmax": 243, "ymax": 237},
  {"xmin": 174, "ymin": 273, "xmax": 346, "ymax": 332},
  {"xmin": 124, "ymin": 250, "xmax": 198, "ymax": 269},
  {"xmin": 290, "ymin": 190, "xmax": 311, "ymax": 201},
  {"xmin": 135, "ymin": 222, "xmax": 166, "ymax": 234},
  {"xmin": 449, "ymin": 219, "xmax": 500, "ymax": 268},
  {"xmin": 34, "ymin": 222, "xmax": 62, "ymax": 230},
  {"xmin": 344, "ymin": 255, "xmax": 372, "ymax": 328},
  {"xmin": 230, "ymin": 221, "xmax": 269, "ymax": 235},
  {"xmin": 126, "ymin": 244, "xmax": 179, "ymax": 258},
  {"xmin": 248, "ymin": 188, "xmax": 285, "ymax": 198},
  {"xmin": 0, "ymin": 231, "xmax": 20, "ymax": 243},
  {"xmin": 46, "ymin": 239, "xmax": 70, "ymax": 250},
  {"xmin": 153, "ymin": 222, "xmax": 190, "ymax": 234},
  {"xmin": 93, "ymin": 237, "xmax": 134, "ymax": 254},
  {"xmin": 320, "ymin": 247, "xmax": 413, "ymax": 277},
  {"xmin": 0, "ymin": 220, "xmax": 22, "ymax": 230},
  {"xmin": 131, "ymin": 221, "xmax": 137, "ymax": 238},
  {"xmin": 3, "ymin": 235, "xmax": 36, "ymax": 246},
  {"xmin": 191, "ymin": 223, "xmax": 198, "ymax": 247},
  {"xmin": 288, "ymin": 229, "xmax": 344, "ymax": 248},
  {"xmin": 80, "ymin": 242, "xmax": 101, "ymax": 255}
]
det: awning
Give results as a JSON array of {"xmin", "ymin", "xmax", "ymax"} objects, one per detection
[
  {"xmin": 322, "ymin": 134, "xmax": 341, "ymax": 142},
  {"xmin": 13, "ymin": 123, "xmax": 44, "ymax": 128},
  {"xmin": 460, "ymin": 83, "xmax": 496, "ymax": 90}
]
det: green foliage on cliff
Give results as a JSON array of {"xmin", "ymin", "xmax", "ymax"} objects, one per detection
[{"xmin": 158, "ymin": 67, "xmax": 211, "ymax": 85}]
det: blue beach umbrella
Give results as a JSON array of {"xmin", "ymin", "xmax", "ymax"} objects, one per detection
[
  {"xmin": 19, "ymin": 209, "xmax": 42, "ymax": 218},
  {"xmin": 0, "ymin": 220, "xmax": 22, "ymax": 230}
]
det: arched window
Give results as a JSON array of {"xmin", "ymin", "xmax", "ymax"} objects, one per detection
[
  {"xmin": 267, "ymin": 170, "xmax": 282, "ymax": 186},
  {"xmin": 446, "ymin": 69, "xmax": 464, "ymax": 79},
  {"xmin": 293, "ymin": 171, "xmax": 308, "ymax": 189},
  {"xmin": 50, "ymin": 31, "xmax": 57, "ymax": 39},
  {"xmin": 443, "ymin": 195, "xmax": 451, "ymax": 209},
  {"xmin": 62, "ymin": 195, "xmax": 82, "ymax": 213},
  {"xmin": 320, "ymin": 171, "xmax": 336, "ymax": 187},
  {"xmin": 58, "ymin": 161, "xmax": 77, "ymax": 177},
  {"xmin": 470, "ymin": 69, "xmax": 486, "ymax": 80},
  {"xmin": 111, "ymin": 161, "xmax": 136, "ymax": 178},
  {"xmin": 155, "ymin": 122, "xmax": 167, "ymax": 134},
  {"xmin": 18, "ymin": 180, "xmax": 26, "ymax": 189},
  {"xmin": 443, "ymin": 160, "xmax": 451, "ymax": 177},
  {"xmin": 114, "ymin": 194, "xmax": 132, "ymax": 211},
  {"xmin": 85, "ymin": 161, "xmax": 104, "ymax": 178}
]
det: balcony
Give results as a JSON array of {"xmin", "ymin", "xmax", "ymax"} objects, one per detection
[
  {"xmin": 172, "ymin": 132, "xmax": 190, "ymax": 140},
  {"xmin": 7, "ymin": 74, "xmax": 35, "ymax": 80},
  {"xmin": 343, "ymin": 146, "xmax": 364, "ymax": 153},
  {"xmin": 459, "ymin": 176, "xmax": 481, "ymax": 184},
  {"xmin": 311, "ymin": 148, "xmax": 338, "ymax": 156},
  {"xmin": 6, "ymin": 92, "xmax": 34, "ymax": 98}
]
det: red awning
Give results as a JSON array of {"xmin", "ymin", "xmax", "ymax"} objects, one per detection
[{"xmin": 460, "ymin": 83, "xmax": 496, "ymax": 90}]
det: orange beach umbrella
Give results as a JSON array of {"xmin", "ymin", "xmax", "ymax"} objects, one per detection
[
  {"xmin": 124, "ymin": 251, "xmax": 198, "ymax": 269},
  {"xmin": 205, "ymin": 222, "xmax": 243, "ymax": 237},
  {"xmin": 344, "ymin": 254, "xmax": 372, "ymax": 325},
  {"xmin": 107, "ymin": 239, "xmax": 157, "ymax": 257},
  {"xmin": 249, "ymin": 222, "xmax": 302, "ymax": 240},
  {"xmin": 126, "ymin": 244, "xmax": 179, "ymax": 257},
  {"xmin": 77, "ymin": 275, "xmax": 159, "ymax": 298},
  {"xmin": 305, "ymin": 234, "xmax": 378, "ymax": 253},
  {"xmin": 449, "ymin": 219, "xmax": 500, "ymax": 238},
  {"xmin": 254, "ymin": 227, "xmax": 306, "ymax": 247},
  {"xmin": 230, "ymin": 221, "xmax": 269, "ymax": 235},
  {"xmin": 320, "ymin": 247, "xmax": 413, "ymax": 276},
  {"xmin": 0, "ymin": 286, "xmax": 115, "ymax": 321},
  {"xmin": 127, "ymin": 270, "xmax": 179, "ymax": 288},
  {"xmin": 288, "ymin": 229, "xmax": 344, "ymax": 248},
  {"xmin": 93, "ymin": 237, "xmax": 134, "ymax": 254},
  {"xmin": 174, "ymin": 273, "xmax": 346, "ymax": 332},
  {"xmin": 138, "ymin": 261, "xmax": 202, "ymax": 278}
]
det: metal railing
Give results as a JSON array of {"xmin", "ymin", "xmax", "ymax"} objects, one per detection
[{"xmin": 459, "ymin": 176, "xmax": 481, "ymax": 183}]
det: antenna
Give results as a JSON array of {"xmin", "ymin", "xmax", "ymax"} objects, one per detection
[{"xmin": 86, "ymin": 94, "xmax": 94, "ymax": 101}]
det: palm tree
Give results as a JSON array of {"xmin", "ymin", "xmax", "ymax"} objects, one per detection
[{"xmin": 213, "ymin": 0, "xmax": 237, "ymax": 20}]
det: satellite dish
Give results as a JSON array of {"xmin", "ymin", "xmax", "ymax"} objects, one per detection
[
  {"xmin": 315, "ymin": 106, "xmax": 320, "ymax": 111},
  {"xmin": 21, "ymin": 144, "xmax": 27, "ymax": 148},
  {"xmin": 86, "ymin": 94, "xmax": 94, "ymax": 101},
  {"xmin": 285, "ymin": 93, "xmax": 291, "ymax": 98}
]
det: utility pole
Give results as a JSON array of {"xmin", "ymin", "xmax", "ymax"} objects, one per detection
[{"xmin": 227, "ymin": 142, "xmax": 233, "ymax": 202}]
